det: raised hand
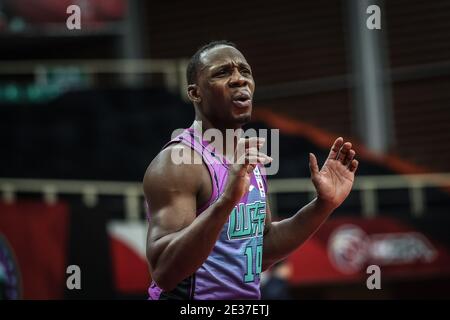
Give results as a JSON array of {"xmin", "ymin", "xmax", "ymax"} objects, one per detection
[
  {"xmin": 308, "ymin": 137, "xmax": 359, "ymax": 210},
  {"xmin": 223, "ymin": 137, "xmax": 272, "ymax": 204}
]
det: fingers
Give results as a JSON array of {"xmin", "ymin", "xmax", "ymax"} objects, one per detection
[
  {"xmin": 235, "ymin": 137, "xmax": 266, "ymax": 162},
  {"xmin": 235, "ymin": 150, "xmax": 272, "ymax": 176},
  {"xmin": 244, "ymin": 153, "xmax": 273, "ymax": 165},
  {"xmin": 237, "ymin": 137, "xmax": 265, "ymax": 151},
  {"xmin": 336, "ymin": 142, "xmax": 352, "ymax": 162},
  {"xmin": 348, "ymin": 159, "xmax": 359, "ymax": 172},
  {"xmin": 235, "ymin": 146, "xmax": 272, "ymax": 166},
  {"xmin": 327, "ymin": 137, "xmax": 344, "ymax": 160},
  {"xmin": 309, "ymin": 153, "xmax": 319, "ymax": 176},
  {"xmin": 328, "ymin": 137, "xmax": 358, "ymax": 172},
  {"xmin": 343, "ymin": 149, "xmax": 355, "ymax": 167}
]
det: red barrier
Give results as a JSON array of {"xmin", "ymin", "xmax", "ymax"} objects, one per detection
[
  {"xmin": 0, "ymin": 201, "xmax": 69, "ymax": 299},
  {"xmin": 288, "ymin": 216, "xmax": 450, "ymax": 285}
]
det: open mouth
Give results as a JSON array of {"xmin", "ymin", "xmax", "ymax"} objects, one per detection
[
  {"xmin": 232, "ymin": 92, "xmax": 252, "ymax": 108},
  {"xmin": 235, "ymin": 96, "xmax": 250, "ymax": 102},
  {"xmin": 232, "ymin": 98, "xmax": 251, "ymax": 109}
]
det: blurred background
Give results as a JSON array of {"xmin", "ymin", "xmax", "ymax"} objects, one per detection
[{"xmin": 0, "ymin": 0, "xmax": 449, "ymax": 300}]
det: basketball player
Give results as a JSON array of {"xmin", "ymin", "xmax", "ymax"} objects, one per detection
[{"xmin": 143, "ymin": 41, "xmax": 358, "ymax": 299}]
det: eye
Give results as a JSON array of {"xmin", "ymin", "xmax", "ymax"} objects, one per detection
[
  {"xmin": 214, "ymin": 69, "xmax": 228, "ymax": 77},
  {"xmin": 241, "ymin": 68, "xmax": 252, "ymax": 76}
]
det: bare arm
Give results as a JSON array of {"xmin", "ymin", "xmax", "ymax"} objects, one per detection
[
  {"xmin": 145, "ymin": 139, "xmax": 270, "ymax": 291},
  {"xmin": 262, "ymin": 197, "xmax": 334, "ymax": 270},
  {"xmin": 144, "ymin": 144, "xmax": 235, "ymax": 291},
  {"xmin": 262, "ymin": 137, "xmax": 359, "ymax": 270}
]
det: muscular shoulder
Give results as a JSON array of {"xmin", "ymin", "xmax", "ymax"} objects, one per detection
[{"xmin": 143, "ymin": 143, "xmax": 205, "ymax": 200}]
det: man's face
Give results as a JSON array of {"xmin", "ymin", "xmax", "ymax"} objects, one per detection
[{"xmin": 194, "ymin": 45, "xmax": 255, "ymax": 128}]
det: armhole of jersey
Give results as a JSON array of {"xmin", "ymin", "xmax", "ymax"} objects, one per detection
[
  {"xmin": 190, "ymin": 272, "xmax": 196, "ymax": 300},
  {"xmin": 165, "ymin": 138, "xmax": 219, "ymax": 216},
  {"xmin": 258, "ymin": 164, "xmax": 269, "ymax": 192},
  {"xmin": 195, "ymin": 156, "xmax": 219, "ymax": 215}
]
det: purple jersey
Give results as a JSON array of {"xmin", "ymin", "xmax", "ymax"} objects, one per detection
[{"xmin": 147, "ymin": 127, "xmax": 268, "ymax": 300}]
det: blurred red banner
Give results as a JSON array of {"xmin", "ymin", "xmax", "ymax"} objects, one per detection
[{"xmin": 288, "ymin": 216, "xmax": 450, "ymax": 285}]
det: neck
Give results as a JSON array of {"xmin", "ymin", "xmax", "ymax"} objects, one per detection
[
  {"xmin": 192, "ymin": 114, "xmax": 243, "ymax": 139},
  {"xmin": 192, "ymin": 116, "xmax": 242, "ymax": 160}
]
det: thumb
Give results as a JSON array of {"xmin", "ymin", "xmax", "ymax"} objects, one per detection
[
  {"xmin": 309, "ymin": 153, "xmax": 320, "ymax": 177},
  {"xmin": 245, "ymin": 163, "xmax": 256, "ymax": 174}
]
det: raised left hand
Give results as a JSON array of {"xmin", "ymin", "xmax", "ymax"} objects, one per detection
[{"xmin": 309, "ymin": 137, "xmax": 359, "ymax": 210}]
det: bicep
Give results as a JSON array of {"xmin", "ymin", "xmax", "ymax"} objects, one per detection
[
  {"xmin": 145, "ymin": 189, "xmax": 197, "ymax": 271},
  {"xmin": 147, "ymin": 193, "xmax": 197, "ymax": 244},
  {"xmin": 143, "ymin": 147, "xmax": 202, "ymax": 266}
]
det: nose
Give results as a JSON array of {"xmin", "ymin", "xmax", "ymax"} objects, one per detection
[{"xmin": 228, "ymin": 68, "xmax": 248, "ymax": 88}]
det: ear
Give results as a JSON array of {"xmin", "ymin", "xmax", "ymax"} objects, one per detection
[{"xmin": 187, "ymin": 84, "xmax": 201, "ymax": 104}]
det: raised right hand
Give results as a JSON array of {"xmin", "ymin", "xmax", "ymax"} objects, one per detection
[{"xmin": 222, "ymin": 137, "xmax": 272, "ymax": 204}]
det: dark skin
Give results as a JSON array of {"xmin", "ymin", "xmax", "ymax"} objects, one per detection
[
  {"xmin": 189, "ymin": 45, "xmax": 255, "ymax": 131},
  {"xmin": 143, "ymin": 45, "xmax": 359, "ymax": 291}
]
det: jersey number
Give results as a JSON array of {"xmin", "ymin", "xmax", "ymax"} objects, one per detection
[{"xmin": 244, "ymin": 244, "xmax": 263, "ymax": 282}]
